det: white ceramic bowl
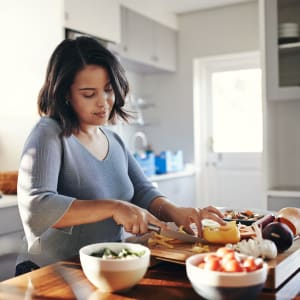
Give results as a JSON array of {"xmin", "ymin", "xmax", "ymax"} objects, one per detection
[
  {"xmin": 79, "ymin": 242, "xmax": 150, "ymax": 292},
  {"xmin": 186, "ymin": 253, "xmax": 268, "ymax": 300}
]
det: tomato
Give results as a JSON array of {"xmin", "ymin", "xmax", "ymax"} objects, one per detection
[
  {"xmin": 221, "ymin": 251, "xmax": 238, "ymax": 264},
  {"xmin": 243, "ymin": 257, "xmax": 260, "ymax": 272},
  {"xmin": 204, "ymin": 257, "xmax": 221, "ymax": 271},
  {"xmin": 222, "ymin": 259, "xmax": 244, "ymax": 272},
  {"xmin": 196, "ymin": 250, "xmax": 263, "ymax": 273},
  {"xmin": 216, "ymin": 247, "xmax": 234, "ymax": 258},
  {"xmin": 197, "ymin": 262, "xmax": 206, "ymax": 269},
  {"xmin": 204, "ymin": 254, "xmax": 219, "ymax": 262}
]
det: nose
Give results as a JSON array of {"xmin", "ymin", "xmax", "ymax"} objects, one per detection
[{"xmin": 96, "ymin": 91, "xmax": 109, "ymax": 107}]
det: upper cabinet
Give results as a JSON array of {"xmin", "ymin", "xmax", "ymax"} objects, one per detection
[
  {"xmin": 118, "ymin": 7, "xmax": 177, "ymax": 72},
  {"xmin": 261, "ymin": 0, "xmax": 300, "ymax": 100},
  {"xmin": 64, "ymin": 3, "xmax": 177, "ymax": 72},
  {"xmin": 64, "ymin": 0, "xmax": 120, "ymax": 44}
]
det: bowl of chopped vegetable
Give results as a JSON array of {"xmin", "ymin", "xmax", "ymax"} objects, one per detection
[
  {"xmin": 186, "ymin": 247, "xmax": 268, "ymax": 300},
  {"xmin": 79, "ymin": 242, "xmax": 150, "ymax": 292}
]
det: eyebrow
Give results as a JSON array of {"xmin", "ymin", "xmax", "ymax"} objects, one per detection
[
  {"xmin": 79, "ymin": 88, "xmax": 95, "ymax": 91},
  {"xmin": 78, "ymin": 82, "xmax": 112, "ymax": 91}
]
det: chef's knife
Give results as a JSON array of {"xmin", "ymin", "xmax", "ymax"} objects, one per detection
[{"xmin": 148, "ymin": 223, "xmax": 206, "ymax": 243}]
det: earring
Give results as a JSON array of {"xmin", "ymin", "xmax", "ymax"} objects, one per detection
[{"xmin": 65, "ymin": 99, "xmax": 69, "ymax": 105}]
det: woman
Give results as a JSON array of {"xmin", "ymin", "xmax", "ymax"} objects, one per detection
[{"xmin": 16, "ymin": 36, "xmax": 225, "ymax": 275}]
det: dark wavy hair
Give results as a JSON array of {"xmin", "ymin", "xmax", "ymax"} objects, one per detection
[{"xmin": 38, "ymin": 36, "xmax": 130, "ymax": 136}]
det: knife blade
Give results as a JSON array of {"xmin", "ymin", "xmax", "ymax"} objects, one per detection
[{"xmin": 148, "ymin": 223, "xmax": 206, "ymax": 243}]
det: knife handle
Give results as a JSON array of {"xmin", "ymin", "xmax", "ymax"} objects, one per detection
[{"xmin": 148, "ymin": 223, "xmax": 161, "ymax": 233}]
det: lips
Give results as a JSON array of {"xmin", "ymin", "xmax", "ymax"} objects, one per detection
[{"xmin": 94, "ymin": 111, "xmax": 107, "ymax": 118}]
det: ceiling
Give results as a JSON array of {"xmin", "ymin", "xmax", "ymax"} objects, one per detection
[{"xmin": 154, "ymin": 0, "xmax": 255, "ymax": 14}]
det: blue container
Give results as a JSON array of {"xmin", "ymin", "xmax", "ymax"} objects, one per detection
[
  {"xmin": 155, "ymin": 150, "xmax": 184, "ymax": 174},
  {"xmin": 134, "ymin": 152, "xmax": 156, "ymax": 177}
]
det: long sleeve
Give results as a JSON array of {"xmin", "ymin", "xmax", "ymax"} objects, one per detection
[{"xmin": 18, "ymin": 118, "xmax": 75, "ymax": 253}]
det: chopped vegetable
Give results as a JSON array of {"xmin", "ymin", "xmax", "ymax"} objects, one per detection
[
  {"xmin": 233, "ymin": 223, "xmax": 277, "ymax": 259},
  {"xmin": 191, "ymin": 243, "xmax": 210, "ymax": 253},
  {"xmin": 197, "ymin": 247, "xmax": 263, "ymax": 272},
  {"xmin": 91, "ymin": 247, "xmax": 145, "ymax": 259},
  {"xmin": 148, "ymin": 233, "xmax": 175, "ymax": 248},
  {"xmin": 203, "ymin": 221, "xmax": 240, "ymax": 244},
  {"xmin": 224, "ymin": 209, "xmax": 264, "ymax": 221}
]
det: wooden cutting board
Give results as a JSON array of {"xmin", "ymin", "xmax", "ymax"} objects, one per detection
[
  {"xmin": 150, "ymin": 242, "xmax": 219, "ymax": 263},
  {"xmin": 149, "ymin": 238, "xmax": 300, "ymax": 290},
  {"xmin": 265, "ymin": 237, "xmax": 300, "ymax": 289}
]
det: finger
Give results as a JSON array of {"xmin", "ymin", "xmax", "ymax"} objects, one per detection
[
  {"xmin": 187, "ymin": 216, "xmax": 201, "ymax": 236},
  {"xmin": 147, "ymin": 214, "xmax": 167, "ymax": 230},
  {"xmin": 139, "ymin": 222, "xmax": 148, "ymax": 234},
  {"xmin": 131, "ymin": 224, "xmax": 140, "ymax": 235},
  {"xmin": 191, "ymin": 221, "xmax": 203, "ymax": 237},
  {"xmin": 124, "ymin": 224, "xmax": 133, "ymax": 233},
  {"xmin": 206, "ymin": 214, "xmax": 226, "ymax": 225},
  {"xmin": 184, "ymin": 224, "xmax": 195, "ymax": 235},
  {"xmin": 206, "ymin": 206, "xmax": 224, "ymax": 218}
]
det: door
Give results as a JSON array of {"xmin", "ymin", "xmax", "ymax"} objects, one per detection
[{"xmin": 194, "ymin": 52, "xmax": 264, "ymax": 209}]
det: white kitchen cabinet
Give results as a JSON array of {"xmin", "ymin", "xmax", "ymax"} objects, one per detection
[
  {"xmin": 153, "ymin": 21, "xmax": 177, "ymax": 72},
  {"xmin": 260, "ymin": 0, "xmax": 300, "ymax": 210},
  {"xmin": 119, "ymin": 6, "xmax": 177, "ymax": 72},
  {"xmin": 261, "ymin": 0, "xmax": 300, "ymax": 101},
  {"xmin": 64, "ymin": 0, "xmax": 120, "ymax": 43},
  {"xmin": 150, "ymin": 168, "xmax": 196, "ymax": 208},
  {"xmin": 119, "ymin": 7, "xmax": 153, "ymax": 67},
  {"xmin": 0, "ymin": 196, "xmax": 24, "ymax": 280}
]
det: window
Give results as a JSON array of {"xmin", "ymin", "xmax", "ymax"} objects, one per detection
[{"xmin": 212, "ymin": 68, "xmax": 262, "ymax": 152}]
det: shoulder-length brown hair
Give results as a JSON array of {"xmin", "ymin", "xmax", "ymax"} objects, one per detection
[{"xmin": 38, "ymin": 36, "xmax": 130, "ymax": 136}]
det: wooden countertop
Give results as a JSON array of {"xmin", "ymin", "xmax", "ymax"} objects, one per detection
[{"xmin": 1, "ymin": 256, "xmax": 299, "ymax": 300}]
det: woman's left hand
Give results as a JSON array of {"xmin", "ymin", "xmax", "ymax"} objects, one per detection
[{"xmin": 170, "ymin": 205, "xmax": 226, "ymax": 237}]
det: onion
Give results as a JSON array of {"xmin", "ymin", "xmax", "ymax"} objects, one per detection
[
  {"xmin": 277, "ymin": 207, "xmax": 300, "ymax": 235},
  {"xmin": 259, "ymin": 239, "xmax": 277, "ymax": 259},
  {"xmin": 254, "ymin": 214, "xmax": 275, "ymax": 230},
  {"xmin": 262, "ymin": 222, "xmax": 294, "ymax": 252}
]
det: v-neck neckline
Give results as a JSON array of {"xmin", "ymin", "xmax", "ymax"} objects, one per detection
[{"xmin": 71, "ymin": 127, "xmax": 110, "ymax": 162}]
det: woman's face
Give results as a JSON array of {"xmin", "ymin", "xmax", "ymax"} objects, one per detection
[{"xmin": 69, "ymin": 64, "xmax": 115, "ymax": 127}]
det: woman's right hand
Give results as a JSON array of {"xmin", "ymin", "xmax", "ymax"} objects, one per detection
[{"xmin": 112, "ymin": 201, "xmax": 166, "ymax": 235}]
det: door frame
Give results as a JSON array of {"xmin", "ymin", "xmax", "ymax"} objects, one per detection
[{"xmin": 193, "ymin": 51, "xmax": 261, "ymax": 207}]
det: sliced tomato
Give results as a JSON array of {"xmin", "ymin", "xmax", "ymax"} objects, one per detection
[
  {"xmin": 216, "ymin": 247, "xmax": 234, "ymax": 258},
  {"xmin": 243, "ymin": 257, "xmax": 259, "ymax": 272},
  {"xmin": 222, "ymin": 259, "xmax": 244, "ymax": 272},
  {"xmin": 204, "ymin": 257, "xmax": 221, "ymax": 271}
]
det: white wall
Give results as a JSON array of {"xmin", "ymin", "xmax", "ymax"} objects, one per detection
[
  {"xmin": 0, "ymin": 1, "xmax": 259, "ymax": 173},
  {"xmin": 0, "ymin": 0, "xmax": 64, "ymax": 171},
  {"xmin": 141, "ymin": 1, "xmax": 259, "ymax": 164}
]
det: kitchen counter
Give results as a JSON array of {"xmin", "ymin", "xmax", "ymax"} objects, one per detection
[
  {"xmin": 0, "ymin": 195, "xmax": 17, "ymax": 208},
  {"xmin": 1, "ymin": 254, "xmax": 299, "ymax": 300},
  {"xmin": 149, "ymin": 164, "xmax": 195, "ymax": 182}
]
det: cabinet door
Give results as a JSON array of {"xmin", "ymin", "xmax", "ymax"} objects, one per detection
[
  {"xmin": 64, "ymin": 0, "xmax": 120, "ymax": 43},
  {"xmin": 262, "ymin": 0, "xmax": 300, "ymax": 100},
  {"xmin": 0, "ymin": 231, "xmax": 24, "ymax": 281},
  {"xmin": 119, "ymin": 7, "xmax": 177, "ymax": 72},
  {"xmin": 155, "ymin": 177, "xmax": 196, "ymax": 207},
  {"xmin": 0, "ymin": 205, "xmax": 23, "ymax": 235},
  {"xmin": 120, "ymin": 7, "xmax": 153, "ymax": 66},
  {"xmin": 153, "ymin": 22, "xmax": 177, "ymax": 72}
]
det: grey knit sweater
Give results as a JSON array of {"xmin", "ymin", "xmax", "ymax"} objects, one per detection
[{"xmin": 17, "ymin": 117, "xmax": 163, "ymax": 266}]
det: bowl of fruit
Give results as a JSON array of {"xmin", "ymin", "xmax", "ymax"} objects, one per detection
[{"xmin": 186, "ymin": 247, "xmax": 268, "ymax": 300}]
